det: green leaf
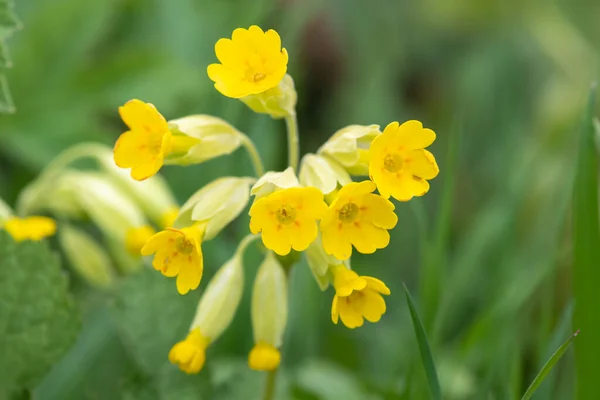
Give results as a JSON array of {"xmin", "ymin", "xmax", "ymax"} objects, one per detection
[
  {"xmin": 521, "ymin": 330, "xmax": 579, "ymax": 400},
  {"xmin": 0, "ymin": 231, "xmax": 80, "ymax": 397},
  {"xmin": 112, "ymin": 267, "xmax": 200, "ymax": 375},
  {"xmin": 294, "ymin": 360, "xmax": 371, "ymax": 400},
  {"xmin": 0, "ymin": 0, "xmax": 20, "ymax": 113},
  {"xmin": 572, "ymin": 84, "xmax": 600, "ymax": 399},
  {"xmin": 403, "ymin": 283, "xmax": 442, "ymax": 400},
  {"xmin": 0, "ymin": 73, "xmax": 14, "ymax": 113}
]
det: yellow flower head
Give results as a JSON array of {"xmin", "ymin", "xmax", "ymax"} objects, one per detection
[
  {"xmin": 125, "ymin": 225, "xmax": 156, "ymax": 256},
  {"xmin": 159, "ymin": 207, "xmax": 179, "ymax": 229},
  {"xmin": 249, "ymin": 187, "xmax": 327, "ymax": 255},
  {"xmin": 141, "ymin": 222, "xmax": 205, "ymax": 295},
  {"xmin": 168, "ymin": 328, "xmax": 208, "ymax": 374},
  {"xmin": 248, "ymin": 342, "xmax": 281, "ymax": 371},
  {"xmin": 207, "ymin": 26, "xmax": 288, "ymax": 99},
  {"xmin": 3, "ymin": 216, "xmax": 57, "ymax": 242},
  {"xmin": 114, "ymin": 99, "xmax": 172, "ymax": 181},
  {"xmin": 321, "ymin": 181, "xmax": 397, "ymax": 260},
  {"xmin": 369, "ymin": 121, "xmax": 439, "ymax": 201},
  {"xmin": 330, "ymin": 265, "xmax": 390, "ymax": 329}
]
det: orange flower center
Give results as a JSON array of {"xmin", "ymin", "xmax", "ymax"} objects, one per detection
[
  {"xmin": 253, "ymin": 72, "xmax": 266, "ymax": 82},
  {"xmin": 275, "ymin": 204, "xmax": 297, "ymax": 225},
  {"xmin": 338, "ymin": 202, "xmax": 359, "ymax": 223},
  {"xmin": 176, "ymin": 236, "xmax": 194, "ymax": 255}
]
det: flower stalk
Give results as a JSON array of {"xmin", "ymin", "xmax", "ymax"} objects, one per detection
[{"xmin": 285, "ymin": 113, "xmax": 299, "ymax": 172}]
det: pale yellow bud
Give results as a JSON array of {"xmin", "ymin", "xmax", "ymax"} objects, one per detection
[
  {"xmin": 251, "ymin": 167, "xmax": 299, "ymax": 199},
  {"xmin": 318, "ymin": 124, "xmax": 381, "ymax": 175},
  {"xmin": 59, "ymin": 224, "xmax": 115, "ymax": 288},
  {"xmin": 304, "ymin": 234, "xmax": 337, "ymax": 290},
  {"xmin": 175, "ymin": 177, "xmax": 254, "ymax": 240},
  {"xmin": 166, "ymin": 115, "xmax": 244, "ymax": 165},
  {"xmin": 299, "ymin": 154, "xmax": 352, "ymax": 195},
  {"xmin": 0, "ymin": 197, "xmax": 12, "ymax": 223},
  {"xmin": 241, "ymin": 74, "xmax": 297, "ymax": 119},
  {"xmin": 251, "ymin": 252, "xmax": 288, "ymax": 348},
  {"xmin": 189, "ymin": 254, "xmax": 244, "ymax": 341}
]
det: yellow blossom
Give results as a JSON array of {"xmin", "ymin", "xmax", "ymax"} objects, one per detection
[
  {"xmin": 207, "ymin": 25, "xmax": 288, "ymax": 99},
  {"xmin": 114, "ymin": 99, "xmax": 173, "ymax": 181},
  {"xmin": 141, "ymin": 222, "xmax": 205, "ymax": 295},
  {"xmin": 321, "ymin": 181, "xmax": 397, "ymax": 260},
  {"xmin": 3, "ymin": 216, "xmax": 57, "ymax": 242},
  {"xmin": 249, "ymin": 187, "xmax": 327, "ymax": 255},
  {"xmin": 330, "ymin": 265, "xmax": 390, "ymax": 329},
  {"xmin": 248, "ymin": 342, "xmax": 281, "ymax": 371},
  {"xmin": 160, "ymin": 207, "xmax": 179, "ymax": 228},
  {"xmin": 369, "ymin": 121, "xmax": 439, "ymax": 201},
  {"xmin": 125, "ymin": 225, "xmax": 156, "ymax": 256},
  {"xmin": 168, "ymin": 328, "xmax": 209, "ymax": 374}
]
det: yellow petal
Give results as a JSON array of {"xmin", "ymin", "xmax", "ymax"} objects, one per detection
[
  {"xmin": 176, "ymin": 261, "xmax": 202, "ymax": 295},
  {"xmin": 140, "ymin": 229, "xmax": 173, "ymax": 255},
  {"xmin": 358, "ymin": 290, "xmax": 387, "ymax": 323},
  {"xmin": 322, "ymin": 221, "xmax": 353, "ymax": 260},
  {"xmin": 262, "ymin": 223, "xmax": 293, "ymax": 255},
  {"xmin": 364, "ymin": 276, "xmax": 391, "ymax": 295},
  {"xmin": 118, "ymin": 99, "xmax": 168, "ymax": 133},
  {"xmin": 337, "ymin": 297, "xmax": 364, "ymax": 329},
  {"xmin": 291, "ymin": 218, "xmax": 318, "ymax": 252},
  {"xmin": 408, "ymin": 149, "xmax": 439, "ymax": 180},
  {"xmin": 331, "ymin": 295, "xmax": 340, "ymax": 324},
  {"xmin": 395, "ymin": 120, "xmax": 436, "ymax": 150},
  {"xmin": 348, "ymin": 223, "xmax": 390, "ymax": 254},
  {"xmin": 361, "ymin": 194, "xmax": 398, "ymax": 229},
  {"xmin": 248, "ymin": 343, "xmax": 281, "ymax": 371}
]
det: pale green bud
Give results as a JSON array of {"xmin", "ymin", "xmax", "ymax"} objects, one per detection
[
  {"xmin": 97, "ymin": 152, "xmax": 178, "ymax": 227},
  {"xmin": 166, "ymin": 115, "xmax": 244, "ymax": 165},
  {"xmin": 58, "ymin": 224, "xmax": 115, "ymax": 288},
  {"xmin": 304, "ymin": 233, "xmax": 337, "ymax": 290},
  {"xmin": 251, "ymin": 252, "xmax": 288, "ymax": 347},
  {"xmin": 0, "ymin": 197, "xmax": 12, "ymax": 223},
  {"xmin": 174, "ymin": 177, "xmax": 254, "ymax": 240},
  {"xmin": 241, "ymin": 74, "xmax": 297, "ymax": 119},
  {"xmin": 190, "ymin": 254, "xmax": 244, "ymax": 341},
  {"xmin": 17, "ymin": 172, "xmax": 85, "ymax": 219},
  {"xmin": 318, "ymin": 124, "xmax": 381, "ymax": 175},
  {"xmin": 251, "ymin": 167, "xmax": 299, "ymax": 199},
  {"xmin": 299, "ymin": 154, "xmax": 352, "ymax": 195}
]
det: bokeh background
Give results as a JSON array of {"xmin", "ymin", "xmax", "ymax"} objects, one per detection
[{"xmin": 1, "ymin": 0, "xmax": 600, "ymax": 399}]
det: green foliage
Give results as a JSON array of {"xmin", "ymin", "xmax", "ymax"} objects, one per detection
[
  {"xmin": 0, "ymin": 0, "xmax": 20, "ymax": 113},
  {"xmin": 572, "ymin": 86, "xmax": 600, "ymax": 399},
  {"xmin": 0, "ymin": 231, "xmax": 80, "ymax": 397}
]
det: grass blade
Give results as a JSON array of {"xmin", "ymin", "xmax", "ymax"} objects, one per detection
[
  {"xmin": 521, "ymin": 330, "xmax": 579, "ymax": 400},
  {"xmin": 572, "ymin": 84, "xmax": 600, "ymax": 399},
  {"xmin": 403, "ymin": 283, "xmax": 442, "ymax": 400}
]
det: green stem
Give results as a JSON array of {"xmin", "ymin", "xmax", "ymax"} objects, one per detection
[
  {"xmin": 284, "ymin": 113, "xmax": 299, "ymax": 172},
  {"xmin": 235, "ymin": 234, "xmax": 260, "ymax": 258},
  {"xmin": 263, "ymin": 367, "xmax": 278, "ymax": 400},
  {"xmin": 39, "ymin": 143, "xmax": 110, "ymax": 180},
  {"xmin": 240, "ymin": 134, "xmax": 265, "ymax": 177}
]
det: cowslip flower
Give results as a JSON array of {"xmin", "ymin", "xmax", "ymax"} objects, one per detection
[
  {"xmin": 125, "ymin": 225, "xmax": 156, "ymax": 256},
  {"xmin": 369, "ymin": 121, "xmax": 439, "ymax": 201},
  {"xmin": 169, "ymin": 328, "xmax": 209, "ymax": 374},
  {"xmin": 141, "ymin": 222, "xmax": 206, "ymax": 295},
  {"xmin": 3, "ymin": 216, "xmax": 56, "ymax": 242},
  {"xmin": 114, "ymin": 99, "xmax": 173, "ymax": 181},
  {"xmin": 249, "ymin": 187, "xmax": 327, "ymax": 255},
  {"xmin": 321, "ymin": 181, "xmax": 397, "ymax": 260},
  {"xmin": 207, "ymin": 25, "xmax": 288, "ymax": 99},
  {"xmin": 330, "ymin": 265, "xmax": 390, "ymax": 329}
]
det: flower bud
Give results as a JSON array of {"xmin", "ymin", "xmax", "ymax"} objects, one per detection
[
  {"xmin": 304, "ymin": 234, "xmax": 337, "ymax": 290},
  {"xmin": 251, "ymin": 167, "xmax": 299, "ymax": 199},
  {"xmin": 299, "ymin": 154, "xmax": 352, "ymax": 195},
  {"xmin": 240, "ymin": 74, "xmax": 297, "ymax": 119},
  {"xmin": 318, "ymin": 124, "xmax": 381, "ymax": 175},
  {"xmin": 0, "ymin": 197, "xmax": 12, "ymax": 223},
  {"xmin": 249, "ymin": 252, "xmax": 288, "ymax": 371},
  {"xmin": 166, "ymin": 115, "xmax": 244, "ymax": 165},
  {"xmin": 174, "ymin": 177, "xmax": 254, "ymax": 240},
  {"xmin": 58, "ymin": 223, "xmax": 115, "ymax": 288}
]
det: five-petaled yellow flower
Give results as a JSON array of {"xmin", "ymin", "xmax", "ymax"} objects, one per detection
[
  {"xmin": 249, "ymin": 187, "xmax": 327, "ymax": 255},
  {"xmin": 169, "ymin": 328, "xmax": 208, "ymax": 374},
  {"xmin": 141, "ymin": 222, "xmax": 205, "ymax": 295},
  {"xmin": 321, "ymin": 181, "xmax": 397, "ymax": 260},
  {"xmin": 330, "ymin": 265, "xmax": 390, "ymax": 329},
  {"xmin": 114, "ymin": 99, "xmax": 172, "ymax": 181},
  {"xmin": 369, "ymin": 121, "xmax": 439, "ymax": 201},
  {"xmin": 3, "ymin": 216, "xmax": 57, "ymax": 242},
  {"xmin": 207, "ymin": 25, "xmax": 288, "ymax": 99}
]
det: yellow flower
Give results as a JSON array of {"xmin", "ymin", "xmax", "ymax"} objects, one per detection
[
  {"xmin": 168, "ymin": 328, "xmax": 209, "ymax": 374},
  {"xmin": 248, "ymin": 342, "xmax": 281, "ymax": 371},
  {"xmin": 330, "ymin": 265, "xmax": 390, "ymax": 329},
  {"xmin": 114, "ymin": 99, "xmax": 172, "ymax": 181},
  {"xmin": 125, "ymin": 225, "xmax": 156, "ymax": 256},
  {"xmin": 159, "ymin": 207, "xmax": 179, "ymax": 228},
  {"xmin": 207, "ymin": 25, "xmax": 288, "ymax": 99},
  {"xmin": 249, "ymin": 187, "xmax": 327, "ymax": 255},
  {"xmin": 369, "ymin": 121, "xmax": 439, "ymax": 201},
  {"xmin": 321, "ymin": 181, "xmax": 397, "ymax": 260},
  {"xmin": 3, "ymin": 216, "xmax": 57, "ymax": 242},
  {"xmin": 141, "ymin": 222, "xmax": 205, "ymax": 295}
]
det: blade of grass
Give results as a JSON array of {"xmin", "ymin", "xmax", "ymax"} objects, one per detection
[
  {"xmin": 572, "ymin": 84, "xmax": 600, "ymax": 399},
  {"xmin": 403, "ymin": 283, "xmax": 441, "ymax": 400},
  {"xmin": 521, "ymin": 330, "xmax": 579, "ymax": 400}
]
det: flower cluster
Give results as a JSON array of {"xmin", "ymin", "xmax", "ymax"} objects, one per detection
[{"xmin": 109, "ymin": 25, "xmax": 439, "ymax": 375}]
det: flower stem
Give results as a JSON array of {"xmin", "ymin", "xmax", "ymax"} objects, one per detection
[
  {"xmin": 241, "ymin": 134, "xmax": 265, "ymax": 177},
  {"xmin": 263, "ymin": 367, "xmax": 278, "ymax": 400},
  {"xmin": 284, "ymin": 113, "xmax": 299, "ymax": 172}
]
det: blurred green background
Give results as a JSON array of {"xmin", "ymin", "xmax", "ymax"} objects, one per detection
[{"xmin": 1, "ymin": 0, "xmax": 600, "ymax": 399}]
